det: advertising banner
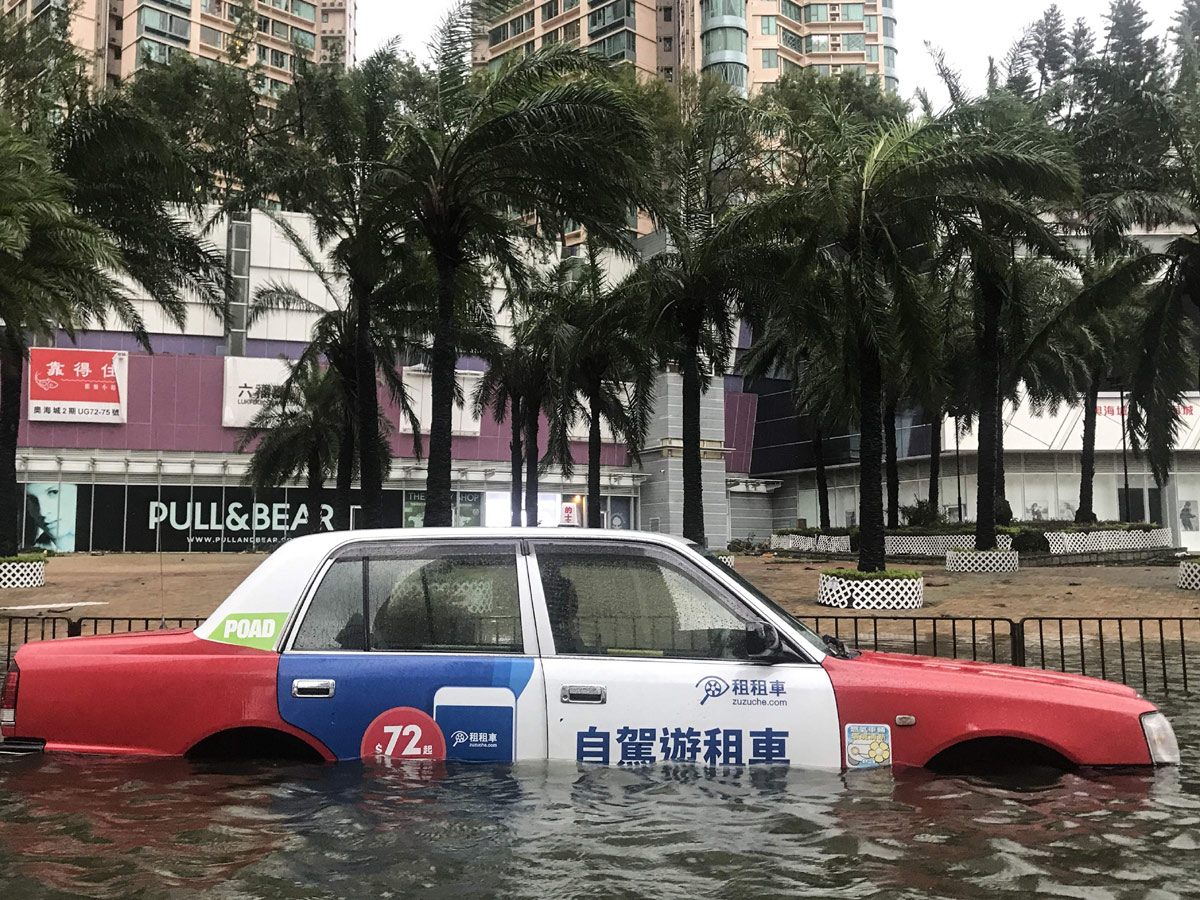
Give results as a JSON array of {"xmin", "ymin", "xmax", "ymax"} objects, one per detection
[
  {"xmin": 222, "ymin": 356, "xmax": 291, "ymax": 428},
  {"xmin": 28, "ymin": 348, "xmax": 128, "ymax": 423}
]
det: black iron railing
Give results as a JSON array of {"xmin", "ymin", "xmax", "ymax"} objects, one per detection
[{"xmin": 4, "ymin": 614, "xmax": 1200, "ymax": 701}]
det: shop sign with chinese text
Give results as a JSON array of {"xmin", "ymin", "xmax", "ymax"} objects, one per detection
[{"xmin": 28, "ymin": 348, "xmax": 128, "ymax": 423}]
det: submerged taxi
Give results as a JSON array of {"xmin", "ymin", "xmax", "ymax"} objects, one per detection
[{"xmin": 0, "ymin": 530, "xmax": 1180, "ymax": 770}]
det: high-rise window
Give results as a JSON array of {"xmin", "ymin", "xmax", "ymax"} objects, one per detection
[
  {"xmin": 702, "ymin": 27, "xmax": 747, "ymax": 54},
  {"xmin": 292, "ymin": 27, "xmax": 315, "ymax": 50},
  {"xmin": 841, "ymin": 4, "xmax": 863, "ymax": 21},
  {"xmin": 804, "ymin": 33, "xmax": 829, "ymax": 53},
  {"xmin": 780, "ymin": 0, "xmax": 802, "ymax": 21},
  {"xmin": 762, "ymin": 48, "xmax": 778, "ymax": 68},
  {"xmin": 663, "ymin": 36, "xmax": 673, "ymax": 51},
  {"xmin": 883, "ymin": 16, "xmax": 895, "ymax": 37},
  {"xmin": 864, "ymin": 15, "xmax": 876, "ymax": 31},
  {"xmin": 200, "ymin": 25, "xmax": 223, "ymax": 47},
  {"xmin": 865, "ymin": 44, "xmax": 878, "ymax": 61},
  {"xmin": 842, "ymin": 63, "xmax": 867, "ymax": 75},
  {"xmin": 842, "ymin": 33, "xmax": 865, "ymax": 52},
  {"xmin": 761, "ymin": 15, "xmax": 776, "ymax": 34},
  {"xmin": 291, "ymin": 0, "xmax": 316, "ymax": 22},
  {"xmin": 701, "ymin": 0, "xmax": 746, "ymax": 17},
  {"xmin": 884, "ymin": 46, "xmax": 897, "ymax": 67},
  {"xmin": 542, "ymin": 0, "xmax": 558, "ymax": 21},
  {"xmin": 803, "ymin": 4, "xmax": 828, "ymax": 23},
  {"xmin": 780, "ymin": 27, "xmax": 802, "ymax": 53},
  {"xmin": 663, "ymin": 5, "xmax": 672, "ymax": 20}
]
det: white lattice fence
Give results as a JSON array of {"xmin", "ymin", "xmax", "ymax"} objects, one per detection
[
  {"xmin": 1178, "ymin": 561, "xmax": 1200, "ymax": 590},
  {"xmin": 0, "ymin": 561, "xmax": 45, "ymax": 589},
  {"xmin": 816, "ymin": 574, "xmax": 925, "ymax": 610},
  {"xmin": 717, "ymin": 555, "xmax": 736, "ymax": 568},
  {"xmin": 1045, "ymin": 528, "xmax": 1172, "ymax": 554},
  {"xmin": 945, "ymin": 550, "xmax": 1020, "ymax": 573},
  {"xmin": 885, "ymin": 534, "xmax": 1013, "ymax": 556},
  {"xmin": 769, "ymin": 534, "xmax": 850, "ymax": 553},
  {"xmin": 815, "ymin": 535, "xmax": 852, "ymax": 553}
]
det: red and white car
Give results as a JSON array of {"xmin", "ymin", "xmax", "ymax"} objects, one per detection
[{"xmin": 0, "ymin": 530, "xmax": 1180, "ymax": 770}]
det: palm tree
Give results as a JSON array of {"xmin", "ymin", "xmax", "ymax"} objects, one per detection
[
  {"xmin": 236, "ymin": 359, "xmax": 342, "ymax": 535},
  {"xmin": 0, "ymin": 12, "xmax": 224, "ymax": 555},
  {"xmin": 474, "ymin": 338, "xmax": 531, "ymax": 527},
  {"xmin": 246, "ymin": 48, "xmax": 435, "ymax": 528},
  {"xmin": 630, "ymin": 76, "xmax": 776, "ymax": 546},
  {"xmin": 538, "ymin": 255, "xmax": 656, "ymax": 528},
  {"xmin": 738, "ymin": 103, "xmax": 1078, "ymax": 570},
  {"xmin": 380, "ymin": 4, "xmax": 653, "ymax": 527},
  {"xmin": 0, "ymin": 119, "xmax": 132, "ymax": 555}
]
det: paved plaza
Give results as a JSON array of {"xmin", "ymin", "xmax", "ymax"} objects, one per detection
[{"xmin": 0, "ymin": 551, "xmax": 1197, "ymax": 622}]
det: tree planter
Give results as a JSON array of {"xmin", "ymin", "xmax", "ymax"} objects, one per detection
[
  {"xmin": 1178, "ymin": 560, "xmax": 1200, "ymax": 591},
  {"xmin": 886, "ymin": 534, "xmax": 1013, "ymax": 556},
  {"xmin": 816, "ymin": 572, "xmax": 924, "ymax": 610},
  {"xmin": 0, "ymin": 559, "xmax": 46, "ymax": 589},
  {"xmin": 945, "ymin": 549, "xmax": 1019, "ymax": 573},
  {"xmin": 1045, "ymin": 528, "xmax": 1172, "ymax": 555}
]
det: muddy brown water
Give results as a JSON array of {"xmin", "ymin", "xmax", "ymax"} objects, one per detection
[{"xmin": 1, "ymin": 698, "xmax": 1198, "ymax": 899}]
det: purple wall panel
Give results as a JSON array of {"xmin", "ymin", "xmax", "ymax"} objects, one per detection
[
  {"xmin": 20, "ymin": 353, "xmax": 630, "ymax": 465},
  {"xmin": 724, "ymin": 391, "xmax": 757, "ymax": 474}
]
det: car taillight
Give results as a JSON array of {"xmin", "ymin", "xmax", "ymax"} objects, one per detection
[{"xmin": 1, "ymin": 663, "xmax": 18, "ymax": 735}]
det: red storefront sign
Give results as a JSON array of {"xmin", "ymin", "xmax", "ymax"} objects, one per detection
[{"xmin": 28, "ymin": 348, "xmax": 128, "ymax": 423}]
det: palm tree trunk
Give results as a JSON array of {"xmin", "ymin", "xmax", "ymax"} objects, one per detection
[
  {"xmin": 995, "ymin": 393, "xmax": 1010, "ymax": 524},
  {"xmin": 974, "ymin": 273, "xmax": 1002, "ymax": 550},
  {"xmin": 353, "ymin": 284, "xmax": 382, "ymax": 527},
  {"xmin": 524, "ymin": 394, "xmax": 540, "ymax": 527},
  {"xmin": 1077, "ymin": 370, "xmax": 1100, "ymax": 523},
  {"xmin": 857, "ymin": 339, "xmax": 886, "ymax": 572},
  {"xmin": 928, "ymin": 406, "xmax": 942, "ymax": 517},
  {"xmin": 587, "ymin": 389, "xmax": 602, "ymax": 529},
  {"xmin": 885, "ymin": 396, "xmax": 899, "ymax": 528},
  {"xmin": 334, "ymin": 408, "xmax": 354, "ymax": 530},
  {"xmin": 681, "ymin": 347, "xmax": 706, "ymax": 546},
  {"xmin": 424, "ymin": 261, "xmax": 458, "ymax": 527},
  {"xmin": 510, "ymin": 395, "xmax": 523, "ymax": 527},
  {"xmin": 306, "ymin": 445, "xmax": 324, "ymax": 536},
  {"xmin": 813, "ymin": 424, "xmax": 830, "ymax": 530},
  {"xmin": 0, "ymin": 337, "xmax": 23, "ymax": 557}
]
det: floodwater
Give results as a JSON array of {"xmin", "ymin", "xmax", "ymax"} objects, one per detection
[{"xmin": 1, "ymin": 701, "xmax": 1198, "ymax": 900}]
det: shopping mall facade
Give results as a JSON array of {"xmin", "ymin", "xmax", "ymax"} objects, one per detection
[{"xmin": 16, "ymin": 213, "xmax": 1200, "ymax": 553}]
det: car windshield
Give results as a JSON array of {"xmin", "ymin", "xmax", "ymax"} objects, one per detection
[{"xmin": 699, "ymin": 550, "xmax": 828, "ymax": 656}]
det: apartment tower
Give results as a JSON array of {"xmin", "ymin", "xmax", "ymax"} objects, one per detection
[
  {"xmin": 1, "ymin": 0, "xmax": 357, "ymax": 93},
  {"xmin": 477, "ymin": 0, "xmax": 897, "ymax": 96}
]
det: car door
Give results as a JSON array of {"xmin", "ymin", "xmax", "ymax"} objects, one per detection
[
  {"xmin": 276, "ymin": 539, "xmax": 547, "ymax": 763},
  {"xmin": 530, "ymin": 539, "xmax": 841, "ymax": 769}
]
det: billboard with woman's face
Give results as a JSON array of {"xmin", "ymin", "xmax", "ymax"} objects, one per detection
[{"xmin": 24, "ymin": 483, "xmax": 77, "ymax": 553}]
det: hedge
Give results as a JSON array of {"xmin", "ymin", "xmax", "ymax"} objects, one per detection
[
  {"xmin": 0, "ymin": 553, "xmax": 48, "ymax": 564},
  {"xmin": 820, "ymin": 568, "xmax": 923, "ymax": 581},
  {"xmin": 775, "ymin": 521, "xmax": 1162, "ymax": 555}
]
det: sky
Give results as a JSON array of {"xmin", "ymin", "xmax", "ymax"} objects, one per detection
[{"xmin": 358, "ymin": 0, "xmax": 1182, "ymax": 107}]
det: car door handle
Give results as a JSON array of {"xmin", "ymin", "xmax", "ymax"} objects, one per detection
[
  {"xmin": 561, "ymin": 685, "xmax": 606, "ymax": 704},
  {"xmin": 292, "ymin": 679, "xmax": 336, "ymax": 699}
]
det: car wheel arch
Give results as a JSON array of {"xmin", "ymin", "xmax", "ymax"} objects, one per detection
[
  {"xmin": 185, "ymin": 725, "xmax": 333, "ymax": 764},
  {"xmin": 923, "ymin": 732, "xmax": 1078, "ymax": 773}
]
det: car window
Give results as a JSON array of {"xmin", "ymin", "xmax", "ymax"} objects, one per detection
[
  {"xmin": 291, "ymin": 544, "xmax": 523, "ymax": 654},
  {"xmin": 535, "ymin": 544, "xmax": 751, "ymax": 659},
  {"xmin": 292, "ymin": 559, "xmax": 365, "ymax": 651}
]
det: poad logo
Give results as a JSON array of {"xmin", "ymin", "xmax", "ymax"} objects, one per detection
[{"xmin": 697, "ymin": 675, "xmax": 730, "ymax": 705}]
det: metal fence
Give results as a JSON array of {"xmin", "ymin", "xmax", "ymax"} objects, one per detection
[
  {"xmin": 2, "ymin": 616, "xmax": 206, "ymax": 667},
  {"xmin": 3, "ymin": 614, "xmax": 1200, "ymax": 702}
]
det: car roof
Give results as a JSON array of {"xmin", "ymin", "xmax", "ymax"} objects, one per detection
[{"xmin": 278, "ymin": 527, "xmax": 695, "ymax": 556}]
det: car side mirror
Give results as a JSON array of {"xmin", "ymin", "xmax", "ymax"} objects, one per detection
[{"xmin": 745, "ymin": 621, "xmax": 784, "ymax": 662}]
